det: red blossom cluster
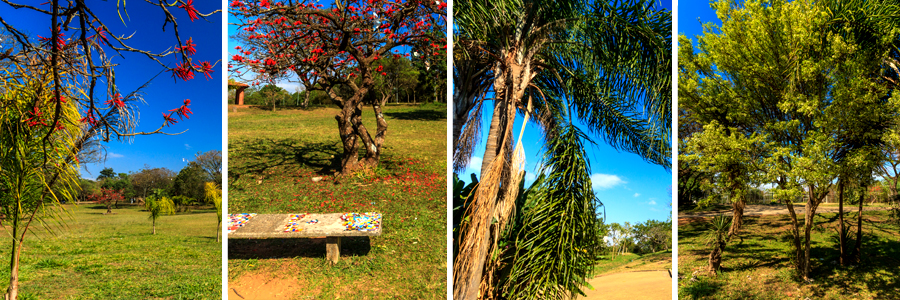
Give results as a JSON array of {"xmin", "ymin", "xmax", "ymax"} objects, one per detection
[
  {"xmin": 229, "ymin": 0, "xmax": 446, "ymax": 87},
  {"xmin": 163, "ymin": 99, "xmax": 193, "ymax": 127},
  {"xmin": 37, "ymin": 26, "xmax": 67, "ymax": 51},
  {"xmin": 179, "ymin": 0, "xmax": 200, "ymax": 21},
  {"xmin": 106, "ymin": 93, "xmax": 125, "ymax": 108}
]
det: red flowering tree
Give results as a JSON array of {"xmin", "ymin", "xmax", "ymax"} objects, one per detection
[
  {"xmin": 0, "ymin": 1, "xmax": 219, "ymax": 299},
  {"xmin": 96, "ymin": 188, "xmax": 125, "ymax": 214},
  {"xmin": 230, "ymin": 0, "xmax": 446, "ymax": 173}
]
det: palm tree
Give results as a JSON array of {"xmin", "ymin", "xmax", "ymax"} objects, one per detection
[{"xmin": 452, "ymin": 0, "xmax": 671, "ymax": 298}]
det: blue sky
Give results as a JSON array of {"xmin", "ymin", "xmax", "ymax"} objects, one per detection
[
  {"xmin": 3, "ymin": 2, "xmax": 223, "ymax": 179},
  {"xmin": 680, "ymin": 0, "xmax": 723, "ymax": 44},
  {"xmin": 458, "ymin": 0, "xmax": 674, "ymax": 226}
]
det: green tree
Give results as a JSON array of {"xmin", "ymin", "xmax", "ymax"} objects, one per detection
[
  {"xmin": 452, "ymin": 0, "xmax": 671, "ymax": 298},
  {"xmin": 171, "ymin": 162, "xmax": 206, "ymax": 204},
  {"xmin": 145, "ymin": 189, "xmax": 175, "ymax": 235},
  {"xmin": 205, "ymin": 182, "xmax": 222, "ymax": 242},
  {"xmin": 679, "ymin": 0, "xmax": 898, "ymax": 279}
]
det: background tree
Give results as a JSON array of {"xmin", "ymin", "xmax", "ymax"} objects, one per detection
[
  {"xmin": 230, "ymin": 0, "xmax": 447, "ymax": 173},
  {"xmin": 194, "ymin": 150, "xmax": 222, "ymax": 185},
  {"xmin": 131, "ymin": 165, "xmax": 176, "ymax": 199},
  {"xmin": 171, "ymin": 162, "xmax": 206, "ymax": 205}
]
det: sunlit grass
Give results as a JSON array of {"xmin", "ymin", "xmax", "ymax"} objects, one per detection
[
  {"xmin": 679, "ymin": 210, "xmax": 900, "ymax": 299},
  {"xmin": 0, "ymin": 204, "xmax": 221, "ymax": 299}
]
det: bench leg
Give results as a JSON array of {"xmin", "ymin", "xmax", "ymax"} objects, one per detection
[{"xmin": 326, "ymin": 237, "xmax": 341, "ymax": 264}]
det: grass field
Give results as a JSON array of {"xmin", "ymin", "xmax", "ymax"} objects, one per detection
[
  {"xmin": 679, "ymin": 210, "xmax": 900, "ymax": 299},
  {"xmin": 593, "ymin": 250, "xmax": 672, "ymax": 276},
  {"xmin": 0, "ymin": 204, "xmax": 221, "ymax": 299},
  {"xmin": 227, "ymin": 104, "xmax": 447, "ymax": 299}
]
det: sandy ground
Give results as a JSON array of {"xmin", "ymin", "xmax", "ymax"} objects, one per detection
[
  {"xmin": 679, "ymin": 204, "xmax": 891, "ymax": 218},
  {"xmin": 579, "ymin": 271, "xmax": 672, "ymax": 300},
  {"xmin": 228, "ymin": 273, "xmax": 303, "ymax": 300}
]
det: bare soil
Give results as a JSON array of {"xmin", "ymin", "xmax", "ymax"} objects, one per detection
[
  {"xmin": 580, "ymin": 271, "xmax": 672, "ymax": 300},
  {"xmin": 228, "ymin": 273, "xmax": 303, "ymax": 300}
]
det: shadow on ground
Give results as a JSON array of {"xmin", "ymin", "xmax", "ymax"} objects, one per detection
[
  {"xmin": 383, "ymin": 107, "xmax": 445, "ymax": 120},
  {"xmin": 228, "ymin": 237, "xmax": 372, "ymax": 259},
  {"xmin": 228, "ymin": 138, "xmax": 342, "ymax": 186}
]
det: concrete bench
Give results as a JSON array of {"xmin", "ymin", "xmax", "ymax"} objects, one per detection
[{"xmin": 227, "ymin": 213, "xmax": 382, "ymax": 264}]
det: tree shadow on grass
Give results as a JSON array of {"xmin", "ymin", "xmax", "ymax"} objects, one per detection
[
  {"xmin": 228, "ymin": 138, "xmax": 342, "ymax": 187},
  {"xmin": 383, "ymin": 107, "xmax": 446, "ymax": 121},
  {"xmin": 228, "ymin": 237, "xmax": 371, "ymax": 259},
  {"xmin": 809, "ymin": 231, "xmax": 900, "ymax": 298}
]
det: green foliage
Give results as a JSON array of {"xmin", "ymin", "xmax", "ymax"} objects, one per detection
[
  {"xmin": 171, "ymin": 162, "xmax": 206, "ymax": 203},
  {"xmin": 145, "ymin": 194, "xmax": 175, "ymax": 234},
  {"xmin": 503, "ymin": 125, "xmax": 600, "ymax": 299}
]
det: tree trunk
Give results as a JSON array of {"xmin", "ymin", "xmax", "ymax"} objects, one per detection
[
  {"xmin": 216, "ymin": 220, "xmax": 221, "ymax": 242},
  {"xmin": 335, "ymin": 99, "xmax": 361, "ymax": 173},
  {"xmin": 838, "ymin": 179, "xmax": 846, "ymax": 266},
  {"xmin": 707, "ymin": 237, "xmax": 726, "ymax": 274},
  {"xmin": 784, "ymin": 192, "xmax": 804, "ymax": 275},
  {"xmin": 801, "ymin": 186, "xmax": 823, "ymax": 281},
  {"xmin": 5, "ymin": 220, "xmax": 20, "ymax": 300},
  {"xmin": 854, "ymin": 184, "xmax": 864, "ymax": 263},
  {"xmin": 153, "ymin": 219, "xmax": 156, "ymax": 235}
]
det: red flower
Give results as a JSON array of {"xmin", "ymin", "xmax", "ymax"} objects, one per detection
[
  {"xmin": 38, "ymin": 26, "xmax": 66, "ymax": 51},
  {"xmin": 232, "ymin": 55, "xmax": 244, "ymax": 62},
  {"xmin": 106, "ymin": 93, "xmax": 125, "ymax": 108},
  {"xmin": 199, "ymin": 61, "xmax": 214, "ymax": 80},
  {"xmin": 171, "ymin": 62, "xmax": 195, "ymax": 81},
  {"xmin": 179, "ymin": 0, "xmax": 200, "ymax": 22},
  {"xmin": 89, "ymin": 26, "xmax": 110, "ymax": 46},
  {"xmin": 168, "ymin": 99, "xmax": 194, "ymax": 120},
  {"xmin": 178, "ymin": 37, "xmax": 197, "ymax": 56},
  {"xmin": 162, "ymin": 112, "xmax": 178, "ymax": 127},
  {"xmin": 80, "ymin": 110, "xmax": 98, "ymax": 126}
]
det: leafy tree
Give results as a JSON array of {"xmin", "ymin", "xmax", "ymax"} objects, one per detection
[
  {"xmin": 145, "ymin": 189, "xmax": 175, "ymax": 235},
  {"xmin": 97, "ymin": 167, "xmax": 117, "ymax": 181},
  {"xmin": 96, "ymin": 188, "xmax": 124, "ymax": 214},
  {"xmin": 171, "ymin": 162, "xmax": 206, "ymax": 204},
  {"xmin": 205, "ymin": 182, "xmax": 222, "ymax": 242},
  {"xmin": 131, "ymin": 165, "xmax": 176, "ymax": 199},
  {"xmin": 680, "ymin": 0, "xmax": 898, "ymax": 279},
  {"xmin": 452, "ymin": 0, "xmax": 671, "ymax": 298},
  {"xmin": 230, "ymin": 0, "xmax": 447, "ymax": 173},
  {"xmin": 194, "ymin": 150, "xmax": 222, "ymax": 185}
]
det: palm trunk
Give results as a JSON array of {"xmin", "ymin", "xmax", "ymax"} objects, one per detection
[
  {"xmin": 5, "ymin": 218, "xmax": 20, "ymax": 300},
  {"xmin": 153, "ymin": 219, "xmax": 156, "ymax": 235},
  {"xmin": 216, "ymin": 220, "xmax": 221, "ymax": 242}
]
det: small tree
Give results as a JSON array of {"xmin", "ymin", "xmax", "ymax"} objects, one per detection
[
  {"xmin": 145, "ymin": 190, "xmax": 176, "ymax": 235},
  {"xmin": 205, "ymin": 182, "xmax": 222, "ymax": 242}
]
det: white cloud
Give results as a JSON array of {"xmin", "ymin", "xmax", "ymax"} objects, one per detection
[
  {"xmin": 525, "ymin": 172, "xmax": 537, "ymax": 182},
  {"xmin": 468, "ymin": 156, "xmax": 483, "ymax": 171},
  {"xmin": 648, "ymin": 198, "xmax": 657, "ymax": 205},
  {"xmin": 591, "ymin": 173, "xmax": 626, "ymax": 190},
  {"xmin": 633, "ymin": 193, "xmax": 641, "ymax": 198},
  {"xmin": 108, "ymin": 152, "xmax": 124, "ymax": 158},
  {"xmin": 276, "ymin": 82, "xmax": 303, "ymax": 93},
  {"xmin": 185, "ymin": 144, "xmax": 192, "ymax": 150}
]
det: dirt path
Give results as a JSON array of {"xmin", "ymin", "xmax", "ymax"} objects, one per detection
[
  {"xmin": 579, "ymin": 271, "xmax": 672, "ymax": 300},
  {"xmin": 679, "ymin": 204, "xmax": 891, "ymax": 218}
]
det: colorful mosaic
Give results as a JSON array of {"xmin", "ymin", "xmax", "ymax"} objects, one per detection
[
  {"xmin": 228, "ymin": 213, "xmax": 256, "ymax": 233},
  {"xmin": 282, "ymin": 214, "xmax": 308, "ymax": 232},
  {"xmin": 340, "ymin": 212, "xmax": 381, "ymax": 231}
]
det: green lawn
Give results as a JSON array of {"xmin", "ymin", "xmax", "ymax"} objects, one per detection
[
  {"xmin": 0, "ymin": 204, "xmax": 221, "ymax": 299},
  {"xmin": 593, "ymin": 250, "xmax": 672, "ymax": 276},
  {"xmin": 227, "ymin": 103, "xmax": 447, "ymax": 299},
  {"xmin": 679, "ymin": 210, "xmax": 900, "ymax": 299}
]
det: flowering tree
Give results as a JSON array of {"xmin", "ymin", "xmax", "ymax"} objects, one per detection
[
  {"xmin": 230, "ymin": 0, "xmax": 446, "ymax": 173},
  {"xmin": 0, "ymin": 1, "xmax": 219, "ymax": 298},
  {"xmin": 96, "ymin": 188, "xmax": 125, "ymax": 214}
]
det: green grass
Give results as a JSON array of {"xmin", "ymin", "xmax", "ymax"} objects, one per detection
[
  {"xmin": 228, "ymin": 103, "xmax": 447, "ymax": 299},
  {"xmin": 0, "ymin": 204, "xmax": 221, "ymax": 299},
  {"xmin": 678, "ymin": 210, "xmax": 900, "ymax": 299},
  {"xmin": 592, "ymin": 250, "xmax": 672, "ymax": 276}
]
